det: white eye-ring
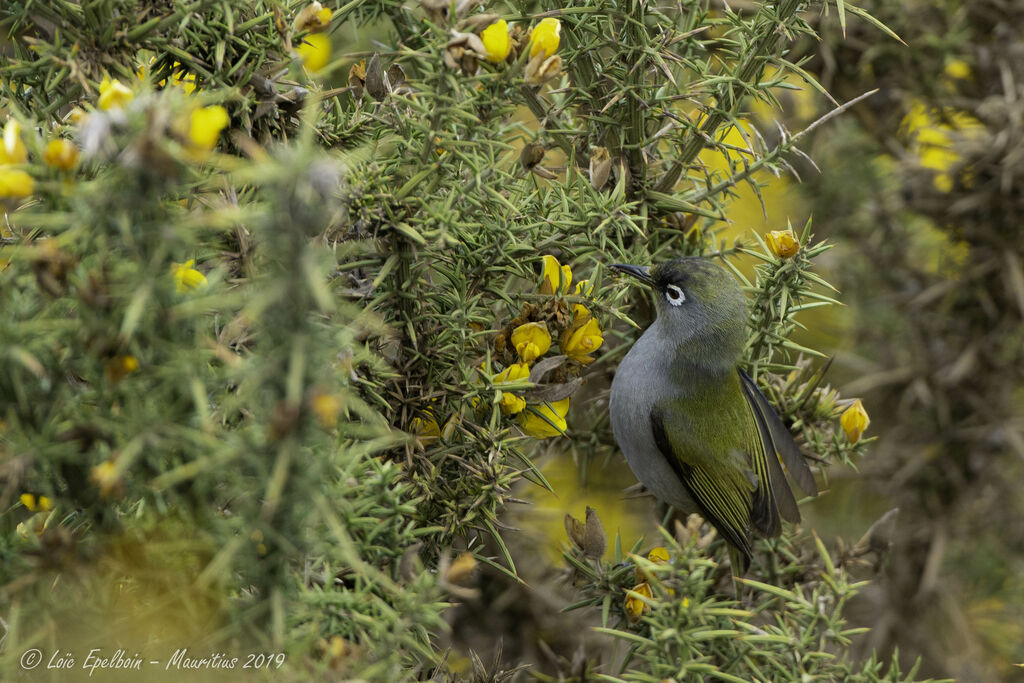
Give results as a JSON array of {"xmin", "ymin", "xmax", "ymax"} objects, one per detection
[{"xmin": 665, "ymin": 284, "xmax": 686, "ymax": 306}]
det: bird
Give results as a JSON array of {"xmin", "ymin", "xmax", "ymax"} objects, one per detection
[{"xmin": 608, "ymin": 258, "xmax": 817, "ymax": 571}]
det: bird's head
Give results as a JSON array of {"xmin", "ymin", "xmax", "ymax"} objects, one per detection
[{"xmin": 611, "ymin": 258, "xmax": 747, "ymax": 368}]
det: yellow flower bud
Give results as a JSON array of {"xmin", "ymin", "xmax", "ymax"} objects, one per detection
[
  {"xmin": 105, "ymin": 355, "xmax": 140, "ymax": 382},
  {"xmin": 20, "ymin": 493, "xmax": 37, "ymax": 511},
  {"xmin": 98, "ymin": 76, "xmax": 134, "ymax": 111},
  {"xmin": 0, "ymin": 168, "xmax": 34, "ymax": 198},
  {"xmin": 518, "ymin": 398, "xmax": 569, "ymax": 438},
  {"xmin": 311, "ymin": 392, "xmax": 343, "ymax": 428},
  {"xmin": 540, "ymin": 254, "xmax": 572, "ymax": 295},
  {"xmin": 171, "ymin": 259, "xmax": 208, "ymax": 293},
  {"xmin": 38, "ymin": 496, "xmax": 53, "ymax": 511},
  {"xmin": 445, "ymin": 552, "xmax": 478, "ymax": 584},
  {"xmin": 529, "ymin": 17, "xmax": 561, "ymax": 59},
  {"xmin": 188, "ymin": 105, "xmax": 230, "ymax": 153},
  {"xmin": 480, "ymin": 19, "xmax": 512, "ymax": 64},
  {"xmin": 765, "ymin": 229, "xmax": 799, "ymax": 259},
  {"xmin": 624, "ymin": 582, "xmax": 653, "ymax": 623},
  {"xmin": 43, "ymin": 139, "xmax": 79, "ymax": 170},
  {"xmin": 560, "ymin": 316, "xmax": 603, "ymax": 365},
  {"xmin": 840, "ymin": 399, "xmax": 870, "ymax": 444},
  {"xmin": 1, "ymin": 119, "xmax": 28, "ymax": 164},
  {"xmin": 944, "ymin": 59, "xmax": 971, "ymax": 80},
  {"xmin": 298, "ymin": 33, "xmax": 332, "ymax": 73},
  {"xmin": 90, "ymin": 460, "xmax": 122, "ymax": 498},
  {"xmin": 511, "ymin": 322, "xmax": 551, "ymax": 362}
]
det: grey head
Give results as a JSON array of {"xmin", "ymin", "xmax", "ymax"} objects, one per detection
[{"xmin": 611, "ymin": 258, "xmax": 747, "ymax": 373}]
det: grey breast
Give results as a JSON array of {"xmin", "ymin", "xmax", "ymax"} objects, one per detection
[{"xmin": 609, "ymin": 326, "xmax": 697, "ymax": 513}]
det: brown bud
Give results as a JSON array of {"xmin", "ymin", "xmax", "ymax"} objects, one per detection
[
  {"xmin": 589, "ymin": 146, "xmax": 611, "ymax": 190},
  {"xmin": 520, "ymin": 142, "xmax": 546, "ymax": 170}
]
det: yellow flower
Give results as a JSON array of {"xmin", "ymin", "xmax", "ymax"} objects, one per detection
[
  {"xmin": 573, "ymin": 279, "xmax": 594, "ymax": 297},
  {"xmin": 298, "ymin": 33, "xmax": 332, "ymax": 73},
  {"xmin": 561, "ymin": 316, "xmax": 603, "ymax": 365},
  {"xmin": 648, "ymin": 547, "xmax": 670, "ymax": 564},
  {"xmin": 20, "ymin": 493, "xmax": 37, "ymax": 511},
  {"xmin": 944, "ymin": 59, "xmax": 971, "ymax": 80},
  {"xmin": 314, "ymin": 6, "xmax": 332, "ymax": 29},
  {"xmin": 172, "ymin": 259, "xmax": 208, "ymax": 293},
  {"xmin": 311, "ymin": 392, "xmax": 343, "ymax": 428},
  {"xmin": 43, "ymin": 139, "xmax": 79, "ymax": 170},
  {"xmin": 90, "ymin": 460, "xmax": 122, "ymax": 498},
  {"xmin": 188, "ymin": 105, "xmax": 230, "ymax": 152},
  {"xmin": 1, "ymin": 119, "xmax": 28, "ymax": 164},
  {"xmin": 481, "ymin": 19, "xmax": 512, "ymax": 64},
  {"xmin": 635, "ymin": 546, "xmax": 671, "ymax": 581},
  {"xmin": 445, "ymin": 552, "xmax": 478, "ymax": 584},
  {"xmin": 529, "ymin": 17, "xmax": 561, "ymax": 59},
  {"xmin": 98, "ymin": 76, "xmax": 134, "ymax": 111},
  {"xmin": 511, "ymin": 322, "xmax": 551, "ymax": 362},
  {"xmin": 294, "ymin": 2, "xmax": 333, "ymax": 32},
  {"xmin": 624, "ymin": 582, "xmax": 653, "ymax": 623},
  {"xmin": 38, "ymin": 495, "xmax": 53, "ymax": 511},
  {"xmin": 105, "ymin": 355, "xmax": 140, "ymax": 382},
  {"xmin": 840, "ymin": 399, "xmax": 870, "ymax": 444},
  {"xmin": 0, "ymin": 168, "xmax": 34, "ymax": 198},
  {"xmin": 765, "ymin": 229, "xmax": 799, "ymax": 259},
  {"xmin": 493, "ymin": 362, "xmax": 530, "ymax": 416},
  {"xmin": 518, "ymin": 397, "xmax": 569, "ymax": 438},
  {"xmin": 410, "ymin": 414, "xmax": 441, "ymax": 445},
  {"xmin": 540, "ymin": 254, "xmax": 572, "ymax": 295}
]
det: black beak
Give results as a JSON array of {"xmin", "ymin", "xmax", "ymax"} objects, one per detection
[{"xmin": 609, "ymin": 264, "xmax": 654, "ymax": 286}]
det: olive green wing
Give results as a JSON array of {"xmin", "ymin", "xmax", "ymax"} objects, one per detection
[{"xmin": 649, "ymin": 404, "xmax": 755, "ymax": 564}]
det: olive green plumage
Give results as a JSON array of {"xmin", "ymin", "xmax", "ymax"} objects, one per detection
[{"xmin": 609, "ymin": 258, "xmax": 817, "ymax": 570}]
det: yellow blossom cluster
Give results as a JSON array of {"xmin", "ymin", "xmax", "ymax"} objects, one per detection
[
  {"xmin": 900, "ymin": 99, "xmax": 985, "ymax": 193},
  {"xmin": 506, "ymin": 255, "xmax": 603, "ymax": 438},
  {"xmin": 469, "ymin": 16, "xmax": 561, "ymax": 84}
]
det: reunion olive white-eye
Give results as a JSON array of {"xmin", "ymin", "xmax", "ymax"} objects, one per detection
[{"xmin": 609, "ymin": 258, "xmax": 817, "ymax": 570}]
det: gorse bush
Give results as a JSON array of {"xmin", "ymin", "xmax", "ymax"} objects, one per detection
[{"xmin": 0, "ymin": 0, "xmax": 948, "ymax": 680}]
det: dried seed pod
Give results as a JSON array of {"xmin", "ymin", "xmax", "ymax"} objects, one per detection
[
  {"xmin": 348, "ymin": 60, "xmax": 366, "ymax": 99},
  {"xmin": 583, "ymin": 506, "xmax": 606, "ymax": 560},
  {"xmin": 365, "ymin": 53, "xmax": 387, "ymax": 100},
  {"xmin": 525, "ymin": 53, "xmax": 562, "ymax": 85},
  {"xmin": 565, "ymin": 512, "xmax": 586, "ymax": 550}
]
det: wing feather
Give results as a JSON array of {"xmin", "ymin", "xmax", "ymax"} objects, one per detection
[{"xmin": 739, "ymin": 369, "xmax": 818, "ymax": 498}]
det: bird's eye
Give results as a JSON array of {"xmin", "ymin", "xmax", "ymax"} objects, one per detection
[{"xmin": 664, "ymin": 284, "xmax": 686, "ymax": 306}]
